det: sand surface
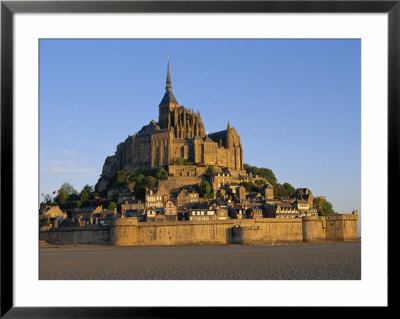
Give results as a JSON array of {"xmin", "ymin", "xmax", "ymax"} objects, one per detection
[{"xmin": 39, "ymin": 241, "xmax": 361, "ymax": 280}]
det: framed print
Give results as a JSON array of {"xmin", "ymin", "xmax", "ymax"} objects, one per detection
[{"xmin": 1, "ymin": 0, "xmax": 395, "ymax": 317}]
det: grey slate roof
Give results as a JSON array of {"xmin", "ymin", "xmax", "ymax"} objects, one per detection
[
  {"xmin": 160, "ymin": 90, "xmax": 178, "ymax": 105},
  {"xmin": 208, "ymin": 130, "xmax": 227, "ymax": 140}
]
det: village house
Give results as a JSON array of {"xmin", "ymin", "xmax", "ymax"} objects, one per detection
[
  {"xmin": 72, "ymin": 206, "xmax": 103, "ymax": 225},
  {"xmin": 262, "ymin": 182, "xmax": 274, "ymax": 200},
  {"xmin": 145, "ymin": 187, "xmax": 169, "ymax": 209},
  {"xmin": 40, "ymin": 206, "xmax": 67, "ymax": 229},
  {"xmin": 215, "ymin": 208, "xmax": 229, "ymax": 220},
  {"xmin": 291, "ymin": 188, "xmax": 314, "ymax": 207},
  {"xmin": 263, "ymin": 201, "xmax": 316, "ymax": 219},
  {"xmin": 106, "ymin": 185, "xmax": 132, "ymax": 203},
  {"xmin": 42, "ymin": 205, "xmax": 66, "ymax": 220},
  {"xmin": 164, "ymin": 199, "xmax": 178, "ymax": 222},
  {"xmin": 274, "ymin": 202, "xmax": 299, "ymax": 218},
  {"xmin": 145, "ymin": 207, "xmax": 157, "ymax": 222},
  {"xmin": 189, "ymin": 208, "xmax": 216, "ymax": 221},
  {"xmin": 92, "ymin": 209, "xmax": 117, "ymax": 225},
  {"xmin": 208, "ymin": 198, "xmax": 228, "ymax": 211},
  {"xmin": 247, "ymin": 192, "xmax": 263, "ymax": 203},
  {"xmin": 222, "ymin": 183, "xmax": 246, "ymax": 202},
  {"xmin": 228, "ymin": 204, "xmax": 246, "ymax": 219},
  {"xmin": 125, "ymin": 209, "xmax": 146, "ymax": 222},
  {"xmin": 121, "ymin": 197, "xmax": 146, "ymax": 212},
  {"xmin": 175, "ymin": 188, "xmax": 200, "ymax": 208},
  {"xmin": 154, "ymin": 208, "xmax": 166, "ymax": 222},
  {"xmin": 293, "ymin": 199, "xmax": 318, "ymax": 216},
  {"xmin": 211, "ymin": 172, "xmax": 233, "ymax": 190},
  {"xmin": 245, "ymin": 206, "xmax": 263, "ymax": 219}
]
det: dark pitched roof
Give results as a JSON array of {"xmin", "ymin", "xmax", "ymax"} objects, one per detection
[
  {"xmin": 210, "ymin": 199, "xmax": 227, "ymax": 208},
  {"xmin": 196, "ymin": 202, "xmax": 209, "ymax": 209},
  {"xmin": 208, "ymin": 130, "xmax": 227, "ymax": 140},
  {"xmin": 277, "ymin": 202, "xmax": 295, "ymax": 209},
  {"xmin": 160, "ymin": 90, "xmax": 178, "ymax": 105},
  {"xmin": 248, "ymin": 193, "xmax": 261, "ymax": 199}
]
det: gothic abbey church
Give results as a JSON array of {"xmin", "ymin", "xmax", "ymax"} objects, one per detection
[{"xmin": 96, "ymin": 61, "xmax": 244, "ymax": 192}]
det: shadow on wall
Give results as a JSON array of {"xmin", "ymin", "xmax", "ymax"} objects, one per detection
[{"xmin": 226, "ymin": 226, "xmax": 242, "ymax": 244}]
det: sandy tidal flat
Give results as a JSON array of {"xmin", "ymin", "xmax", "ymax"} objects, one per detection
[{"xmin": 39, "ymin": 241, "xmax": 361, "ymax": 280}]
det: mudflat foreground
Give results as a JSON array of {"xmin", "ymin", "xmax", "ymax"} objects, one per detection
[{"xmin": 39, "ymin": 241, "xmax": 361, "ymax": 280}]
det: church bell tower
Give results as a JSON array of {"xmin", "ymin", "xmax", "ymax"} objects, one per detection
[{"xmin": 158, "ymin": 56, "xmax": 179, "ymax": 129}]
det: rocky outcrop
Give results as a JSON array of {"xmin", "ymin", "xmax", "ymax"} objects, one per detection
[{"xmin": 95, "ymin": 155, "xmax": 118, "ymax": 193}]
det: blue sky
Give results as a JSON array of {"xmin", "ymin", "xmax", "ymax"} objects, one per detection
[{"xmin": 39, "ymin": 39, "xmax": 360, "ymax": 216}]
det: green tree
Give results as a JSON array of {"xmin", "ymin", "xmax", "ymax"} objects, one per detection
[
  {"xmin": 273, "ymin": 183, "xmax": 287, "ymax": 198},
  {"xmin": 323, "ymin": 201, "xmax": 337, "ymax": 215},
  {"xmin": 175, "ymin": 157, "xmax": 185, "ymax": 165},
  {"xmin": 59, "ymin": 182, "xmax": 78, "ymax": 196},
  {"xmin": 80, "ymin": 189, "xmax": 89, "ymax": 203},
  {"xmin": 135, "ymin": 173, "xmax": 145, "ymax": 184},
  {"xmin": 82, "ymin": 184, "xmax": 94, "ymax": 197},
  {"xmin": 76, "ymin": 200, "xmax": 82, "ymax": 208},
  {"xmin": 156, "ymin": 168, "xmax": 168, "ymax": 180},
  {"xmin": 56, "ymin": 189, "xmax": 67, "ymax": 204},
  {"xmin": 204, "ymin": 165, "xmax": 215, "ymax": 178},
  {"xmin": 67, "ymin": 193, "xmax": 80, "ymax": 202},
  {"xmin": 244, "ymin": 164, "xmax": 258, "ymax": 176},
  {"xmin": 313, "ymin": 198, "xmax": 337, "ymax": 216},
  {"xmin": 198, "ymin": 181, "xmax": 214, "ymax": 199},
  {"xmin": 255, "ymin": 179, "xmax": 266, "ymax": 186},
  {"xmin": 134, "ymin": 183, "xmax": 146, "ymax": 198},
  {"xmin": 241, "ymin": 181, "xmax": 253, "ymax": 193},
  {"xmin": 144, "ymin": 176, "xmax": 157, "ymax": 189},
  {"xmin": 282, "ymin": 182, "xmax": 295, "ymax": 196},
  {"xmin": 107, "ymin": 201, "xmax": 117, "ymax": 210},
  {"xmin": 244, "ymin": 164, "xmax": 277, "ymax": 185},
  {"xmin": 313, "ymin": 197, "xmax": 323, "ymax": 213},
  {"xmin": 257, "ymin": 168, "xmax": 277, "ymax": 186},
  {"xmin": 116, "ymin": 170, "xmax": 129, "ymax": 185}
]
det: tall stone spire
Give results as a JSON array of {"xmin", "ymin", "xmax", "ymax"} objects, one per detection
[{"xmin": 166, "ymin": 54, "xmax": 172, "ymax": 92}]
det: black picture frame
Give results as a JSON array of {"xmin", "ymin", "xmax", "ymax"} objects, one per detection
[{"xmin": 1, "ymin": 0, "xmax": 394, "ymax": 317}]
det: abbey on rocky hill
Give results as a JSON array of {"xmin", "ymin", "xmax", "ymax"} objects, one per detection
[{"xmin": 96, "ymin": 59, "xmax": 245, "ymax": 192}]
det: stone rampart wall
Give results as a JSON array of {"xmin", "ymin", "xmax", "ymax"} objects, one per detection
[
  {"xmin": 41, "ymin": 211, "xmax": 358, "ymax": 246},
  {"xmin": 40, "ymin": 225, "xmax": 111, "ymax": 245},
  {"xmin": 112, "ymin": 218, "xmax": 304, "ymax": 246},
  {"xmin": 302, "ymin": 211, "xmax": 359, "ymax": 242},
  {"xmin": 238, "ymin": 219, "xmax": 303, "ymax": 245}
]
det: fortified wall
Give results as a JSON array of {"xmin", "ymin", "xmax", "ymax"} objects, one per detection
[
  {"xmin": 40, "ymin": 224, "xmax": 111, "ymax": 245},
  {"xmin": 40, "ymin": 211, "xmax": 358, "ymax": 246},
  {"xmin": 158, "ymin": 175, "xmax": 203, "ymax": 191}
]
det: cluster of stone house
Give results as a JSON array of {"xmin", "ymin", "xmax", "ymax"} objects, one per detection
[
  {"xmin": 40, "ymin": 175, "xmax": 322, "ymax": 231},
  {"xmin": 39, "ymin": 205, "xmax": 119, "ymax": 230}
]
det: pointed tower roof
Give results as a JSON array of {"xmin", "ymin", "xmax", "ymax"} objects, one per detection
[
  {"xmin": 166, "ymin": 55, "xmax": 172, "ymax": 92},
  {"xmin": 227, "ymin": 121, "xmax": 231, "ymax": 130},
  {"xmin": 160, "ymin": 55, "xmax": 179, "ymax": 105}
]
